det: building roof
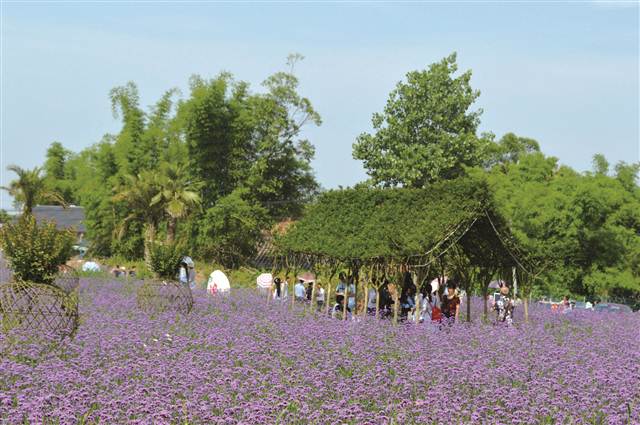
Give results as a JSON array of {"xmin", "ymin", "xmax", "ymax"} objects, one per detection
[{"xmin": 32, "ymin": 205, "xmax": 86, "ymax": 233}]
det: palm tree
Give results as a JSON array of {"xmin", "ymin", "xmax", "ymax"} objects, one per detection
[
  {"xmin": 151, "ymin": 163, "xmax": 202, "ymax": 243},
  {"xmin": 112, "ymin": 170, "xmax": 164, "ymax": 262},
  {"xmin": 1, "ymin": 165, "xmax": 67, "ymax": 215}
]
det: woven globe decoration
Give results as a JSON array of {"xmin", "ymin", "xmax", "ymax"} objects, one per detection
[
  {"xmin": 136, "ymin": 279, "xmax": 194, "ymax": 314},
  {"xmin": 54, "ymin": 264, "xmax": 80, "ymax": 295},
  {"xmin": 0, "ymin": 281, "xmax": 79, "ymax": 339}
]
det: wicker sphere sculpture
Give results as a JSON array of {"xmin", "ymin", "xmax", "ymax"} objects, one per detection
[
  {"xmin": 137, "ymin": 279, "xmax": 194, "ymax": 314},
  {"xmin": 0, "ymin": 281, "xmax": 79, "ymax": 339},
  {"xmin": 54, "ymin": 264, "xmax": 80, "ymax": 295}
]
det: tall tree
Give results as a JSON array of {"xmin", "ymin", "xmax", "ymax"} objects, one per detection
[
  {"xmin": 485, "ymin": 133, "xmax": 541, "ymax": 169},
  {"xmin": 181, "ymin": 55, "xmax": 321, "ymax": 218},
  {"xmin": 110, "ymin": 82, "xmax": 146, "ymax": 175},
  {"xmin": 43, "ymin": 141, "xmax": 76, "ymax": 203},
  {"xmin": 180, "ymin": 73, "xmax": 247, "ymax": 206},
  {"xmin": 151, "ymin": 163, "xmax": 202, "ymax": 243},
  {"xmin": 2, "ymin": 165, "xmax": 66, "ymax": 215},
  {"xmin": 353, "ymin": 53, "xmax": 483, "ymax": 187},
  {"xmin": 112, "ymin": 170, "xmax": 164, "ymax": 261},
  {"xmin": 592, "ymin": 153, "xmax": 610, "ymax": 176},
  {"xmin": 244, "ymin": 54, "xmax": 321, "ymax": 218}
]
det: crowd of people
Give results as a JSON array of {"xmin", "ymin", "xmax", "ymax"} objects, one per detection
[{"xmin": 270, "ymin": 271, "xmax": 516, "ymax": 325}]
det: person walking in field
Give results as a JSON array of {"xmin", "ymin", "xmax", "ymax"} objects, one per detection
[
  {"xmin": 441, "ymin": 282, "xmax": 460, "ymax": 323},
  {"xmin": 493, "ymin": 282, "xmax": 515, "ymax": 325}
]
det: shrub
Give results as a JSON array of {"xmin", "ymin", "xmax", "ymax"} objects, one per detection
[
  {"xmin": 195, "ymin": 189, "xmax": 269, "ymax": 268},
  {"xmin": 0, "ymin": 215, "xmax": 74, "ymax": 285},
  {"xmin": 148, "ymin": 242, "xmax": 182, "ymax": 280}
]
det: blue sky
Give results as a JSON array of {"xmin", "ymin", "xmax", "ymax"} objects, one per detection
[{"xmin": 1, "ymin": 1, "xmax": 638, "ymax": 209}]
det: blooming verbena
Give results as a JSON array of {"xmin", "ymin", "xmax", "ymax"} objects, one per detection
[{"xmin": 1, "ymin": 279, "xmax": 639, "ymax": 424}]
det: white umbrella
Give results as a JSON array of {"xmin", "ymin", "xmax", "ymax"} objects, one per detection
[
  {"xmin": 429, "ymin": 276, "xmax": 448, "ymax": 294},
  {"xmin": 82, "ymin": 261, "xmax": 101, "ymax": 272},
  {"xmin": 208, "ymin": 270, "xmax": 230, "ymax": 294},
  {"xmin": 488, "ymin": 280, "xmax": 505, "ymax": 289},
  {"xmin": 256, "ymin": 273, "xmax": 273, "ymax": 289}
]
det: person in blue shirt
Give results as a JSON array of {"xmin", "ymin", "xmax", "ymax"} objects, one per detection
[
  {"xmin": 335, "ymin": 272, "xmax": 356, "ymax": 312},
  {"xmin": 294, "ymin": 278, "xmax": 306, "ymax": 302}
]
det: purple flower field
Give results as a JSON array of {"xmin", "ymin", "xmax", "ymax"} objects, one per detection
[{"xmin": 1, "ymin": 279, "xmax": 639, "ymax": 424}]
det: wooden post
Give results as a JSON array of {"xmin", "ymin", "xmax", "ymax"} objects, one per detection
[
  {"xmin": 310, "ymin": 273, "xmax": 317, "ymax": 313},
  {"xmin": 342, "ymin": 277, "xmax": 349, "ymax": 321},
  {"xmin": 466, "ymin": 289, "xmax": 472, "ymax": 323},
  {"xmin": 413, "ymin": 271, "xmax": 421, "ymax": 323},
  {"xmin": 363, "ymin": 279, "xmax": 369, "ymax": 317},
  {"xmin": 392, "ymin": 283, "xmax": 399, "ymax": 325},
  {"xmin": 325, "ymin": 278, "xmax": 332, "ymax": 315},
  {"xmin": 375, "ymin": 286, "xmax": 380, "ymax": 319}
]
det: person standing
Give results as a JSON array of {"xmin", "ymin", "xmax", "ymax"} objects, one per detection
[
  {"xmin": 273, "ymin": 277, "xmax": 282, "ymax": 300},
  {"xmin": 493, "ymin": 282, "xmax": 515, "ymax": 325},
  {"xmin": 335, "ymin": 273, "xmax": 353, "ymax": 312},
  {"xmin": 441, "ymin": 282, "xmax": 460, "ymax": 323},
  {"xmin": 294, "ymin": 278, "xmax": 306, "ymax": 302},
  {"xmin": 367, "ymin": 286, "xmax": 377, "ymax": 315},
  {"xmin": 315, "ymin": 282, "xmax": 325, "ymax": 311}
]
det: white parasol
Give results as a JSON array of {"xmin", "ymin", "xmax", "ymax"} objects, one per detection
[
  {"xmin": 256, "ymin": 273, "xmax": 273, "ymax": 289},
  {"xmin": 488, "ymin": 280, "xmax": 505, "ymax": 289},
  {"xmin": 82, "ymin": 261, "xmax": 101, "ymax": 272},
  {"xmin": 429, "ymin": 276, "xmax": 448, "ymax": 294},
  {"xmin": 208, "ymin": 270, "xmax": 230, "ymax": 294}
]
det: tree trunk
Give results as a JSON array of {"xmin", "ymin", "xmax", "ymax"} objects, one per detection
[
  {"xmin": 523, "ymin": 296, "xmax": 529, "ymax": 323},
  {"xmin": 375, "ymin": 286, "xmax": 380, "ymax": 319},
  {"xmin": 393, "ymin": 286, "xmax": 399, "ymax": 325},
  {"xmin": 343, "ymin": 282, "xmax": 348, "ymax": 321},
  {"xmin": 325, "ymin": 278, "xmax": 332, "ymax": 315},
  {"xmin": 363, "ymin": 280, "xmax": 369, "ymax": 317},
  {"xmin": 483, "ymin": 293, "xmax": 488, "ymax": 322},
  {"xmin": 143, "ymin": 222, "xmax": 157, "ymax": 268},
  {"xmin": 466, "ymin": 290, "xmax": 472, "ymax": 322},
  {"xmin": 310, "ymin": 281, "xmax": 317, "ymax": 313},
  {"xmin": 413, "ymin": 272, "xmax": 421, "ymax": 323},
  {"xmin": 167, "ymin": 218, "xmax": 177, "ymax": 243}
]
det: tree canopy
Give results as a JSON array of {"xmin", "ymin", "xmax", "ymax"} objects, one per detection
[
  {"xmin": 30, "ymin": 56, "xmax": 320, "ymax": 264},
  {"xmin": 277, "ymin": 176, "xmax": 520, "ymax": 269},
  {"xmin": 353, "ymin": 53, "xmax": 485, "ymax": 187}
]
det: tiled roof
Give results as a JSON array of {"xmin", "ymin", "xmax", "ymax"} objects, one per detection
[{"xmin": 32, "ymin": 206, "xmax": 86, "ymax": 233}]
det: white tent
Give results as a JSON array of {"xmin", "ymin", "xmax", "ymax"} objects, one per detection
[
  {"xmin": 256, "ymin": 273, "xmax": 273, "ymax": 289},
  {"xmin": 207, "ymin": 270, "xmax": 230, "ymax": 294},
  {"xmin": 82, "ymin": 261, "xmax": 101, "ymax": 272}
]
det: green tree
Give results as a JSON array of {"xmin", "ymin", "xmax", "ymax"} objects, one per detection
[
  {"xmin": 196, "ymin": 188, "xmax": 268, "ymax": 268},
  {"xmin": 0, "ymin": 214, "xmax": 74, "ymax": 285},
  {"xmin": 2, "ymin": 165, "xmax": 67, "ymax": 215},
  {"xmin": 487, "ymin": 151, "xmax": 640, "ymax": 302},
  {"xmin": 592, "ymin": 153, "xmax": 610, "ymax": 176},
  {"xmin": 244, "ymin": 54, "xmax": 321, "ymax": 218},
  {"xmin": 614, "ymin": 161, "xmax": 640, "ymax": 193},
  {"xmin": 180, "ymin": 55, "xmax": 320, "ymax": 218},
  {"xmin": 110, "ymin": 82, "xmax": 146, "ymax": 175},
  {"xmin": 485, "ymin": 132, "xmax": 541, "ymax": 169},
  {"xmin": 43, "ymin": 141, "xmax": 76, "ymax": 203},
  {"xmin": 180, "ymin": 73, "xmax": 248, "ymax": 205},
  {"xmin": 44, "ymin": 141, "xmax": 69, "ymax": 180},
  {"xmin": 0, "ymin": 209, "xmax": 11, "ymax": 224},
  {"xmin": 353, "ymin": 53, "xmax": 483, "ymax": 187},
  {"xmin": 151, "ymin": 163, "xmax": 202, "ymax": 243},
  {"xmin": 112, "ymin": 170, "xmax": 164, "ymax": 261}
]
